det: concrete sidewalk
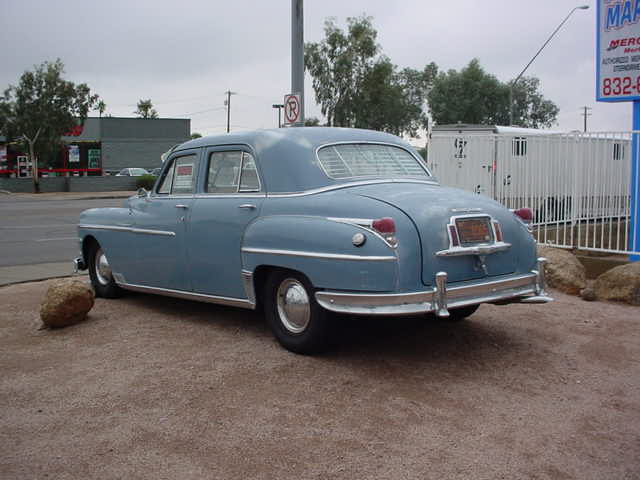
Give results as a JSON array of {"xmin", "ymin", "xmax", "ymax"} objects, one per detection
[{"xmin": 0, "ymin": 262, "xmax": 86, "ymax": 287}]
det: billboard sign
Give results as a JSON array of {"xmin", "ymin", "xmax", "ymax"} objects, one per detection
[
  {"xmin": 597, "ymin": 0, "xmax": 640, "ymax": 102},
  {"xmin": 68, "ymin": 145, "xmax": 80, "ymax": 163}
]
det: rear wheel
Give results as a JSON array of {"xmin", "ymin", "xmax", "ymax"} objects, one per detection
[
  {"xmin": 444, "ymin": 304, "xmax": 479, "ymax": 322},
  {"xmin": 264, "ymin": 270, "xmax": 331, "ymax": 354},
  {"xmin": 88, "ymin": 243, "xmax": 123, "ymax": 298}
]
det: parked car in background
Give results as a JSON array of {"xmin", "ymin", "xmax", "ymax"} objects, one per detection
[
  {"xmin": 149, "ymin": 167, "xmax": 162, "ymax": 176},
  {"xmin": 115, "ymin": 168, "xmax": 149, "ymax": 177},
  {"xmin": 75, "ymin": 128, "xmax": 552, "ymax": 354}
]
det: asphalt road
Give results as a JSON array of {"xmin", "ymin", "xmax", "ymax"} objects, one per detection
[{"xmin": 0, "ymin": 195, "xmax": 125, "ymax": 267}]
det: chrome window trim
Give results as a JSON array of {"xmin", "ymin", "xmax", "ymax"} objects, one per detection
[
  {"xmin": 266, "ymin": 179, "xmax": 439, "ymax": 198},
  {"xmin": 115, "ymin": 281, "xmax": 255, "ymax": 309},
  {"xmin": 194, "ymin": 193, "xmax": 266, "ymax": 199},
  {"xmin": 241, "ymin": 247, "xmax": 396, "ymax": 262},
  {"xmin": 315, "ymin": 141, "xmax": 433, "ymax": 179},
  {"xmin": 79, "ymin": 224, "xmax": 176, "ymax": 237}
]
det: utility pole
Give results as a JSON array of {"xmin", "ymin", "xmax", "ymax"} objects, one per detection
[
  {"xmin": 291, "ymin": 0, "xmax": 304, "ymax": 126},
  {"xmin": 581, "ymin": 106, "xmax": 592, "ymax": 132},
  {"xmin": 272, "ymin": 104, "xmax": 284, "ymax": 128},
  {"xmin": 224, "ymin": 90, "xmax": 236, "ymax": 133}
]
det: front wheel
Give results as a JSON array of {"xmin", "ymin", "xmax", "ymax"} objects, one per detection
[
  {"xmin": 264, "ymin": 271, "xmax": 332, "ymax": 354},
  {"xmin": 88, "ymin": 243, "xmax": 123, "ymax": 298}
]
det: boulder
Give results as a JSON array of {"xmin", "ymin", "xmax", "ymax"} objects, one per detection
[
  {"xmin": 537, "ymin": 245, "xmax": 587, "ymax": 295},
  {"xmin": 40, "ymin": 279, "xmax": 95, "ymax": 328},
  {"xmin": 594, "ymin": 262, "xmax": 640, "ymax": 305}
]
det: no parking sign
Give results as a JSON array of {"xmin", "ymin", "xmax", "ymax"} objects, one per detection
[{"xmin": 283, "ymin": 94, "xmax": 301, "ymax": 126}]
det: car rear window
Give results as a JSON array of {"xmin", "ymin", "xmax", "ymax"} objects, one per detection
[{"xmin": 317, "ymin": 143, "xmax": 429, "ymax": 179}]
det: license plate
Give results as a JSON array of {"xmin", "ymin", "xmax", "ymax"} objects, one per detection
[{"xmin": 456, "ymin": 218, "xmax": 492, "ymax": 244}]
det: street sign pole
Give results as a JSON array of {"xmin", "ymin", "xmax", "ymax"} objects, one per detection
[
  {"xmin": 632, "ymin": 100, "xmax": 640, "ymax": 260},
  {"xmin": 291, "ymin": 0, "xmax": 304, "ymax": 126},
  {"xmin": 596, "ymin": 1, "xmax": 640, "ymax": 261}
]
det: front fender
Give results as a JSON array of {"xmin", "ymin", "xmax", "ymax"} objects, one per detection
[{"xmin": 242, "ymin": 215, "xmax": 399, "ymax": 292}]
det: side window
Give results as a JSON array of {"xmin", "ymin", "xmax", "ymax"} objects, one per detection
[
  {"xmin": 207, "ymin": 151, "xmax": 260, "ymax": 193},
  {"xmin": 239, "ymin": 153, "xmax": 260, "ymax": 191},
  {"xmin": 156, "ymin": 154, "xmax": 198, "ymax": 195}
]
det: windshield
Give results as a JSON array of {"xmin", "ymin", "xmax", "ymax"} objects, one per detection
[
  {"xmin": 130, "ymin": 168, "xmax": 149, "ymax": 175},
  {"xmin": 317, "ymin": 143, "xmax": 430, "ymax": 180}
]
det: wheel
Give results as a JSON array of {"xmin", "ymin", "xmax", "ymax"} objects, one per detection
[
  {"xmin": 263, "ymin": 270, "xmax": 332, "ymax": 354},
  {"xmin": 88, "ymin": 243, "xmax": 123, "ymax": 298},
  {"xmin": 443, "ymin": 304, "xmax": 479, "ymax": 322}
]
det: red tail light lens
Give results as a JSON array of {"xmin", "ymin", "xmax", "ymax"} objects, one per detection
[
  {"xmin": 372, "ymin": 217, "xmax": 397, "ymax": 247},
  {"xmin": 372, "ymin": 217, "xmax": 395, "ymax": 234},
  {"xmin": 514, "ymin": 207, "xmax": 533, "ymax": 223},
  {"xmin": 448, "ymin": 225, "xmax": 460, "ymax": 247}
]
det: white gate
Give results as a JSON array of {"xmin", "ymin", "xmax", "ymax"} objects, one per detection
[{"xmin": 428, "ymin": 132, "xmax": 639, "ymax": 255}]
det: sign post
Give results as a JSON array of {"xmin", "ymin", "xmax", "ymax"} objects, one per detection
[{"xmin": 597, "ymin": 0, "xmax": 640, "ymax": 260}]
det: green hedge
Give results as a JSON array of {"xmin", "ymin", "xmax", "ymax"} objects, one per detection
[{"xmin": 135, "ymin": 174, "xmax": 157, "ymax": 191}]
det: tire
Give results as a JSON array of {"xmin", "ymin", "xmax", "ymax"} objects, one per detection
[
  {"xmin": 88, "ymin": 243, "xmax": 123, "ymax": 298},
  {"xmin": 263, "ymin": 270, "xmax": 332, "ymax": 355},
  {"xmin": 444, "ymin": 304, "xmax": 479, "ymax": 322}
]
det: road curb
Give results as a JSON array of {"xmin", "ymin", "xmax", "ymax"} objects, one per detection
[{"xmin": 0, "ymin": 272, "xmax": 88, "ymax": 289}]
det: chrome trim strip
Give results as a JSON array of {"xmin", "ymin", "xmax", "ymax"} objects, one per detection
[
  {"xmin": 314, "ymin": 272, "xmax": 551, "ymax": 316},
  {"xmin": 267, "ymin": 179, "xmax": 439, "ymax": 198},
  {"xmin": 194, "ymin": 193, "xmax": 266, "ymax": 199},
  {"xmin": 326, "ymin": 217, "xmax": 398, "ymax": 250},
  {"xmin": 241, "ymin": 247, "xmax": 396, "ymax": 261},
  {"xmin": 116, "ymin": 282, "xmax": 255, "ymax": 309},
  {"xmin": 241, "ymin": 270, "xmax": 256, "ymax": 305},
  {"xmin": 78, "ymin": 224, "xmax": 176, "ymax": 237},
  {"xmin": 436, "ymin": 242, "xmax": 512, "ymax": 257}
]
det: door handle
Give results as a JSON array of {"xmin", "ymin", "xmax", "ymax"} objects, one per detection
[
  {"xmin": 238, "ymin": 204, "xmax": 256, "ymax": 210},
  {"xmin": 175, "ymin": 204, "xmax": 189, "ymax": 209}
]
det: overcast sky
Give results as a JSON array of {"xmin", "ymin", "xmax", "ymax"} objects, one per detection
[{"xmin": 1, "ymin": 0, "xmax": 631, "ymax": 138}]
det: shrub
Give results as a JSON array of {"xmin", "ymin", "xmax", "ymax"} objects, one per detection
[{"xmin": 136, "ymin": 174, "xmax": 157, "ymax": 190}]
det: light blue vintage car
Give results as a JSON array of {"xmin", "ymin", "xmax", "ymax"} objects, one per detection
[{"xmin": 75, "ymin": 127, "xmax": 551, "ymax": 354}]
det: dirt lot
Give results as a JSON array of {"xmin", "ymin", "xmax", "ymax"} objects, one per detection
[{"xmin": 1, "ymin": 280, "xmax": 639, "ymax": 480}]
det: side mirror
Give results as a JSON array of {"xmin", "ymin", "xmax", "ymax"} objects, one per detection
[{"xmin": 137, "ymin": 188, "xmax": 149, "ymax": 199}]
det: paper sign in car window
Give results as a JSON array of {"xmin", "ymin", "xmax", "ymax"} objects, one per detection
[{"xmin": 174, "ymin": 163, "xmax": 194, "ymax": 192}]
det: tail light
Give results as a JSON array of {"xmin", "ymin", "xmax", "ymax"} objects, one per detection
[
  {"xmin": 372, "ymin": 217, "xmax": 397, "ymax": 247},
  {"xmin": 513, "ymin": 207, "xmax": 533, "ymax": 232},
  {"xmin": 448, "ymin": 224, "xmax": 460, "ymax": 247}
]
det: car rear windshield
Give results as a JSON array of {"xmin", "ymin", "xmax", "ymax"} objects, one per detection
[{"xmin": 317, "ymin": 143, "xmax": 430, "ymax": 180}]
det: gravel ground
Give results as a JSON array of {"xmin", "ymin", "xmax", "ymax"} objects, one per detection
[{"xmin": 1, "ymin": 280, "xmax": 639, "ymax": 480}]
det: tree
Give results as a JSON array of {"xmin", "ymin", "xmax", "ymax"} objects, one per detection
[
  {"xmin": 427, "ymin": 58, "xmax": 558, "ymax": 128},
  {"xmin": 304, "ymin": 117, "xmax": 321, "ymax": 126},
  {"xmin": 0, "ymin": 59, "xmax": 99, "ymax": 192},
  {"xmin": 134, "ymin": 99, "xmax": 158, "ymax": 119},
  {"xmin": 510, "ymin": 76, "xmax": 559, "ymax": 129},
  {"xmin": 96, "ymin": 100, "xmax": 107, "ymax": 118},
  {"xmin": 190, "ymin": 132, "xmax": 202, "ymax": 139},
  {"xmin": 305, "ymin": 15, "xmax": 430, "ymax": 137}
]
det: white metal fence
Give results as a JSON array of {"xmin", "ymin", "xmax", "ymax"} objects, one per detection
[{"xmin": 427, "ymin": 131, "xmax": 639, "ymax": 255}]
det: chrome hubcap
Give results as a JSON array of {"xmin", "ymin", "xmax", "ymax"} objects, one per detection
[
  {"xmin": 94, "ymin": 248, "xmax": 112, "ymax": 286},
  {"xmin": 276, "ymin": 278, "xmax": 311, "ymax": 334}
]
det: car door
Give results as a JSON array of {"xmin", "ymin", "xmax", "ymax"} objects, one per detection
[
  {"xmin": 187, "ymin": 146, "xmax": 264, "ymax": 299},
  {"xmin": 128, "ymin": 149, "xmax": 201, "ymax": 290}
]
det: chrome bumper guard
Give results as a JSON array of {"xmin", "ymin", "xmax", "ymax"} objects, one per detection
[
  {"xmin": 315, "ymin": 257, "xmax": 553, "ymax": 317},
  {"xmin": 73, "ymin": 256, "xmax": 87, "ymax": 273}
]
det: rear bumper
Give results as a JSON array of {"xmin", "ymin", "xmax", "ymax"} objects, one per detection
[{"xmin": 315, "ymin": 257, "xmax": 552, "ymax": 317}]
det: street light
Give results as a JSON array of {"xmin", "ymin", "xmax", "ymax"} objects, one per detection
[
  {"xmin": 272, "ymin": 104, "xmax": 284, "ymax": 128},
  {"xmin": 509, "ymin": 5, "xmax": 589, "ymax": 126}
]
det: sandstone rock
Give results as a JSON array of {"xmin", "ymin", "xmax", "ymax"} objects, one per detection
[
  {"xmin": 537, "ymin": 245, "xmax": 586, "ymax": 295},
  {"xmin": 40, "ymin": 280, "xmax": 95, "ymax": 328},
  {"xmin": 594, "ymin": 262, "xmax": 640, "ymax": 305}
]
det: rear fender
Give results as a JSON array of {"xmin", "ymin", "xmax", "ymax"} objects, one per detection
[{"xmin": 242, "ymin": 215, "xmax": 399, "ymax": 292}]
